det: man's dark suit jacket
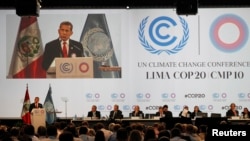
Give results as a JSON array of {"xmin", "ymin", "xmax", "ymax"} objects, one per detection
[
  {"xmin": 226, "ymin": 109, "xmax": 239, "ymax": 117},
  {"xmin": 130, "ymin": 111, "xmax": 144, "ymax": 118},
  {"xmin": 29, "ymin": 103, "xmax": 43, "ymax": 113},
  {"xmin": 109, "ymin": 110, "xmax": 123, "ymax": 119},
  {"xmin": 87, "ymin": 111, "xmax": 101, "ymax": 119},
  {"xmin": 42, "ymin": 38, "xmax": 84, "ymax": 71},
  {"xmin": 164, "ymin": 111, "xmax": 173, "ymax": 118}
]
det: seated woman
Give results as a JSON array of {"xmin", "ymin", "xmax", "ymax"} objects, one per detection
[
  {"xmin": 191, "ymin": 105, "xmax": 202, "ymax": 118},
  {"xmin": 241, "ymin": 107, "xmax": 250, "ymax": 119},
  {"xmin": 179, "ymin": 105, "xmax": 192, "ymax": 118},
  {"xmin": 130, "ymin": 105, "xmax": 144, "ymax": 118}
]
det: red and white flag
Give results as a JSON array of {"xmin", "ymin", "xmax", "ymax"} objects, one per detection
[
  {"xmin": 8, "ymin": 16, "xmax": 46, "ymax": 78},
  {"xmin": 21, "ymin": 85, "xmax": 31, "ymax": 124}
]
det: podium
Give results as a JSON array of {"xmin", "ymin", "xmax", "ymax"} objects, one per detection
[
  {"xmin": 31, "ymin": 108, "xmax": 46, "ymax": 133},
  {"xmin": 47, "ymin": 57, "xmax": 94, "ymax": 78}
]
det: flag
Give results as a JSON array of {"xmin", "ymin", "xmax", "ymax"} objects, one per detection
[
  {"xmin": 44, "ymin": 85, "xmax": 56, "ymax": 124},
  {"xmin": 80, "ymin": 14, "xmax": 121, "ymax": 78},
  {"xmin": 8, "ymin": 16, "xmax": 46, "ymax": 78},
  {"xmin": 21, "ymin": 85, "xmax": 31, "ymax": 124}
]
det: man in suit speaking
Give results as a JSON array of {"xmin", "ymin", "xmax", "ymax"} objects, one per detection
[
  {"xmin": 42, "ymin": 21, "xmax": 84, "ymax": 71},
  {"xmin": 29, "ymin": 97, "xmax": 43, "ymax": 113}
]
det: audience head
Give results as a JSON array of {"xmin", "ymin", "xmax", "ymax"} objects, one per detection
[
  {"xmin": 64, "ymin": 123, "xmax": 78, "ymax": 137},
  {"xmin": 10, "ymin": 127, "xmax": 20, "ymax": 137},
  {"xmin": 144, "ymin": 126, "xmax": 156, "ymax": 141},
  {"xmin": 59, "ymin": 131, "xmax": 74, "ymax": 141},
  {"xmin": 87, "ymin": 128, "xmax": 96, "ymax": 136},
  {"xmin": 170, "ymin": 128, "xmax": 182, "ymax": 138},
  {"xmin": 94, "ymin": 130, "xmax": 105, "ymax": 141},
  {"xmin": 79, "ymin": 126, "xmax": 88, "ymax": 135},
  {"xmin": 23, "ymin": 124, "xmax": 35, "ymax": 136},
  {"xmin": 47, "ymin": 125, "xmax": 58, "ymax": 137},
  {"xmin": 128, "ymin": 129, "xmax": 142, "ymax": 141},
  {"xmin": 116, "ymin": 127, "xmax": 128, "ymax": 141},
  {"xmin": 158, "ymin": 129, "xmax": 170, "ymax": 139},
  {"xmin": 37, "ymin": 126, "xmax": 47, "ymax": 137}
]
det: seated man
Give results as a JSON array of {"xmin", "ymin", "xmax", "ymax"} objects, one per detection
[
  {"xmin": 155, "ymin": 106, "xmax": 166, "ymax": 117},
  {"xmin": 130, "ymin": 105, "xmax": 144, "ymax": 118},
  {"xmin": 109, "ymin": 104, "xmax": 123, "ymax": 119},
  {"xmin": 87, "ymin": 105, "xmax": 101, "ymax": 119},
  {"xmin": 163, "ymin": 104, "xmax": 173, "ymax": 118},
  {"xmin": 226, "ymin": 103, "xmax": 239, "ymax": 118}
]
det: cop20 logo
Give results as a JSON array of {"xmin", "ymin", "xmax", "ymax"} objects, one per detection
[
  {"xmin": 138, "ymin": 16, "xmax": 189, "ymax": 55},
  {"xmin": 210, "ymin": 14, "xmax": 248, "ymax": 53}
]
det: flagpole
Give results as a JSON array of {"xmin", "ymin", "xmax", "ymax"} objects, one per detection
[{"xmin": 65, "ymin": 100, "xmax": 67, "ymax": 119}]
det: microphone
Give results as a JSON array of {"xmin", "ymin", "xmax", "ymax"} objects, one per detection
[
  {"xmin": 71, "ymin": 44, "xmax": 84, "ymax": 57},
  {"xmin": 71, "ymin": 44, "xmax": 81, "ymax": 51}
]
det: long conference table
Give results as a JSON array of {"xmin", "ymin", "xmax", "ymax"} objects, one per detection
[
  {"xmin": 70, "ymin": 117, "xmax": 250, "ymax": 129},
  {"xmin": 0, "ymin": 117, "xmax": 249, "ymax": 128}
]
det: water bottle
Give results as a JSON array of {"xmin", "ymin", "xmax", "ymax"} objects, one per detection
[{"xmin": 139, "ymin": 114, "xmax": 142, "ymax": 119}]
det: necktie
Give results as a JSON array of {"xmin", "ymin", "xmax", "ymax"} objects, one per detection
[
  {"xmin": 62, "ymin": 41, "xmax": 67, "ymax": 57},
  {"xmin": 113, "ymin": 111, "xmax": 116, "ymax": 119}
]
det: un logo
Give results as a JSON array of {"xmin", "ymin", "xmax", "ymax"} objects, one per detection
[{"xmin": 138, "ymin": 16, "xmax": 189, "ymax": 55}]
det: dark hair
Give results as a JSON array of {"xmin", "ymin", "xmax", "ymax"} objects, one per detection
[
  {"xmin": 79, "ymin": 126, "xmax": 88, "ymax": 135},
  {"xmin": 23, "ymin": 125, "xmax": 35, "ymax": 136},
  {"xmin": 47, "ymin": 125, "xmax": 58, "ymax": 137},
  {"xmin": 94, "ymin": 130, "xmax": 105, "ymax": 141},
  {"xmin": 60, "ymin": 21, "xmax": 73, "ymax": 31},
  {"xmin": 37, "ymin": 126, "xmax": 47, "ymax": 137},
  {"xmin": 116, "ymin": 128, "xmax": 128, "ymax": 141},
  {"xmin": 64, "ymin": 124, "xmax": 78, "ymax": 137},
  {"xmin": 59, "ymin": 131, "xmax": 74, "ymax": 141},
  {"xmin": 158, "ymin": 129, "xmax": 170, "ymax": 139},
  {"xmin": 128, "ymin": 129, "xmax": 142, "ymax": 141},
  {"xmin": 170, "ymin": 128, "xmax": 181, "ymax": 138},
  {"xmin": 163, "ymin": 105, "xmax": 168, "ymax": 108},
  {"xmin": 144, "ymin": 126, "xmax": 156, "ymax": 141}
]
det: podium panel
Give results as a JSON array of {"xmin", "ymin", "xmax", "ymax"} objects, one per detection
[
  {"xmin": 31, "ymin": 108, "xmax": 46, "ymax": 133},
  {"xmin": 55, "ymin": 57, "xmax": 93, "ymax": 78}
]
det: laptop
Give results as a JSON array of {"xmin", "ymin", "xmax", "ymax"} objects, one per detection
[
  {"xmin": 211, "ymin": 113, "xmax": 221, "ymax": 117},
  {"xmin": 197, "ymin": 112, "xmax": 208, "ymax": 118}
]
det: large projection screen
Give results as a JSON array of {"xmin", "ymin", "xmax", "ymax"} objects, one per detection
[{"xmin": 0, "ymin": 8, "xmax": 250, "ymax": 119}]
